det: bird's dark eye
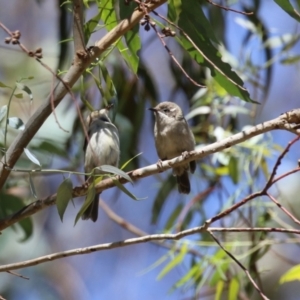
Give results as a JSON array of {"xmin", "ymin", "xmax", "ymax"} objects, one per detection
[{"xmin": 163, "ymin": 109, "xmax": 170, "ymax": 113}]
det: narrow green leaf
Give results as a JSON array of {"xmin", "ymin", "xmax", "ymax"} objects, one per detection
[
  {"xmin": 157, "ymin": 243, "xmax": 188, "ymax": 280},
  {"xmin": 99, "ymin": 61, "xmax": 117, "ymax": 100},
  {"xmin": 215, "ymin": 280, "xmax": 224, "ymax": 300},
  {"xmin": 228, "ymin": 156, "xmax": 239, "ymax": 184},
  {"xmin": 281, "ymin": 55, "xmax": 300, "ymax": 64},
  {"xmin": 121, "ymin": 152, "xmax": 142, "ymax": 170},
  {"xmin": 152, "ymin": 174, "xmax": 176, "ymax": 223},
  {"xmin": 209, "ymin": 249, "xmax": 229, "ymax": 286},
  {"xmin": 174, "ymin": 263, "xmax": 202, "ymax": 288},
  {"xmin": 84, "ymin": 10, "xmax": 104, "ymax": 43},
  {"xmin": 119, "ymin": 0, "xmax": 140, "ymax": 73},
  {"xmin": 112, "ymin": 178, "xmax": 138, "ymax": 200},
  {"xmin": 274, "ymin": 0, "xmax": 300, "ymax": 23},
  {"xmin": 168, "ymin": 0, "xmax": 182, "ymax": 23},
  {"xmin": 74, "ymin": 184, "xmax": 96, "ymax": 225},
  {"xmin": 14, "ymin": 93, "xmax": 23, "ymax": 99},
  {"xmin": 0, "ymin": 81, "xmax": 11, "ymax": 88},
  {"xmin": 280, "ymin": 264, "xmax": 300, "ymax": 284},
  {"xmin": 97, "ymin": 165, "xmax": 133, "ymax": 183},
  {"xmin": 100, "ymin": 0, "xmax": 138, "ymax": 73},
  {"xmin": 56, "ymin": 178, "xmax": 73, "ymax": 222},
  {"xmin": 18, "ymin": 217, "xmax": 33, "ymax": 242},
  {"xmin": 165, "ymin": 203, "xmax": 183, "ymax": 230},
  {"xmin": 228, "ymin": 277, "xmax": 239, "ymax": 300}
]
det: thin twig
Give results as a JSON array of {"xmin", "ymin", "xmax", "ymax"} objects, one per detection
[
  {"xmin": 151, "ymin": 10, "xmax": 247, "ymax": 92},
  {"xmin": 0, "ymin": 223, "xmax": 209, "ymax": 272},
  {"xmin": 206, "ymin": 0, "xmax": 253, "ymax": 16},
  {"xmin": 6, "ymin": 270, "xmax": 29, "ymax": 280},
  {"xmin": 150, "ymin": 22, "xmax": 206, "ymax": 88},
  {"xmin": 208, "ymin": 231, "xmax": 269, "ymax": 300},
  {"xmin": 209, "ymin": 227, "xmax": 300, "ymax": 234},
  {"xmin": 100, "ymin": 201, "xmax": 204, "ymax": 257},
  {"xmin": 267, "ymin": 193, "xmax": 300, "ymax": 226},
  {"xmin": 264, "ymin": 135, "xmax": 300, "ymax": 190}
]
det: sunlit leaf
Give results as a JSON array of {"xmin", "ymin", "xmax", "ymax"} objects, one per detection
[
  {"xmin": 174, "ymin": 263, "xmax": 202, "ymax": 288},
  {"xmin": 157, "ymin": 243, "xmax": 188, "ymax": 279},
  {"xmin": 228, "ymin": 156, "xmax": 239, "ymax": 184},
  {"xmin": 228, "ymin": 277, "xmax": 239, "ymax": 300},
  {"xmin": 280, "ymin": 264, "xmax": 300, "ymax": 284},
  {"xmin": 215, "ymin": 280, "xmax": 224, "ymax": 300}
]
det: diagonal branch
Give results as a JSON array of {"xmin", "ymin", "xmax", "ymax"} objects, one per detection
[
  {"xmin": 209, "ymin": 231, "xmax": 269, "ymax": 300},
  {"xmin": 1, "ymin": 109, "xmax": 300, "ymax": 231}
]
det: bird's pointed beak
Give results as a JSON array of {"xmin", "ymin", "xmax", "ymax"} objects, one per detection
[{"xmin": 148, "ymin": 107, "xmax": 157, "ymax": 112}]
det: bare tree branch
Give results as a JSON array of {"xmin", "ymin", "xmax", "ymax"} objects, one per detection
[
  {"xmin": 0, "ymin": 222, "xmax": 209, "ymax": 272},
  {"xmin": 0, "ymin": 225, "xmax": 298, "ymax": 273},
  {"xmin": 1, "ymin": 109, "xmax": 300, "ymax": 231}
]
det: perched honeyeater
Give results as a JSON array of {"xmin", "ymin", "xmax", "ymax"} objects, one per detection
[
  {"xmin": 83, "ymin": 105, "xmax": 120, "ymax": 221},
  {"xmin": 149, "ymin": 102, "xmax": 196, "ymax": 194}
]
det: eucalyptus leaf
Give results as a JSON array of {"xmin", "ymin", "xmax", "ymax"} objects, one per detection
[
  {"xmin": 74, "ymin": 185, "xmax": 96, "ymax": 225},
  {"xmin": 112, "ymin": 178, "xmax": 138, "ymax": 200},
  {"xmin": 57, "ymin": 178, "xmax": 73, "ymax": 222},
  {"xmin": 96, "ymin": 165, "xmax": 133, "ymax": 183}
]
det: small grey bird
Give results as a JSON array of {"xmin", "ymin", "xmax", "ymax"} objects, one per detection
[
  {"xmin": 149, "ymin": 102, "xmax": 196, "ymax": 194},
  {"xmin": 83, "ymin": 105, "xmax": 120, "ymax": 222}
]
